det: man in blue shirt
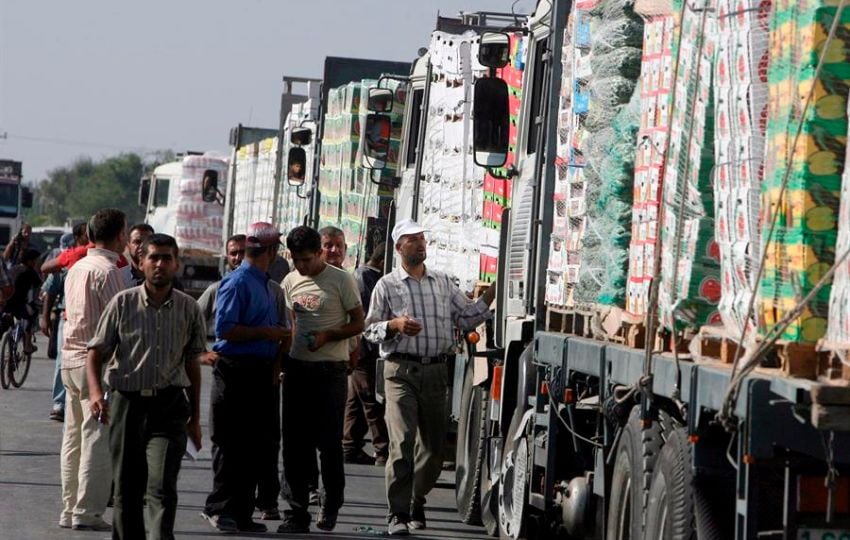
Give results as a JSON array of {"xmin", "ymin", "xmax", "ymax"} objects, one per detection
[{"xmin": 202, "ymin": 222, "xmax": 289, "ymax": 534}]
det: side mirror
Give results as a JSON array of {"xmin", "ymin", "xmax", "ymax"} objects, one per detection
[
  {"xmin": 139, "ymin": 177, "xmax": 151, "ymax": 207},
  {"xmin": 290, "ymin": 127, "xmax": 312, "ymax": 146},
  {"xmin": 21, "ymin": 187, "xmax": 33, "ymax": 209},
  {"xmin": 362, "ymin": 114, "xmax": 392, "ymax": 170},
  {"xmin": 473, "ymin": 78, "xmax": 510, "ymax": 168},
  {"xmin": 201, "ymin": 170, "xmax": 219, "ymax": 203},
  {"xmin": 367, "ymin": 88, "xmax": 394, "ymax": 113},
  {"xmin": 478, "ymin": 32, "xmax": 511, "ymax": 68},
  {"xmin": 287, "ymin": 147, "xmax": 307, "ymax": 186}
]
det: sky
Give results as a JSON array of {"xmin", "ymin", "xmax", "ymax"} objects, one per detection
[{"xmin": 0, "ymin": 0, "xmax": 534, "ymax": 184}]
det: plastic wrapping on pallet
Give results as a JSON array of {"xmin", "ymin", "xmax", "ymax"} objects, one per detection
[
  {"xmin": 759, "ymin": 0, "xmax": 850, "ymax": 344},
  {"xmin": 824, "ymin": 102, "xmax": 850, "ymax": 352},
  {"xmin": 231, "ymin": 137, "xmax": 279, "ymax": 240},
  {"xmin": 175, "ymin": 154, "xmax": 229, "ymax": 253},
  {"xmin": 712, "ymin": 0, "xmax": 771, "ymax": 339}
]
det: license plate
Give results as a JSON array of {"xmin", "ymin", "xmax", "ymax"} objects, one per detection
[{"xmin": 798, "ymin": 529, "xmax": 850, "ymax": 540}]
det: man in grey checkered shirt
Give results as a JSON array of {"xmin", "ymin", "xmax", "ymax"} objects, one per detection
[{"xmin": 364, "ymin": 219, "xmax": 495, "ymax": 536}]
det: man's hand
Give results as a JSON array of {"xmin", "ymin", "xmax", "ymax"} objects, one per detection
[
  {"xmin": 187, "ymin": 418, "xmax": 202, "ymax": 451},
  {"xmin": 390, "ymin": 315, "xmax": 423, "ymax": 337},
  {"xmin": 40, "ymin": 316, "xmax": 51, "ymax": 338},
  {"xmin": 90, "ymin": 389, "xmax": 109, "ymax": 425},
  {"xmin": 199, "ymin": 351, "xmax": 219, "ymax": 366},
  {"xmin": 308, "ymin": 330, "xmax": 329, "ymax": 352},
  {"xmin": 266, "ymin": 326, "xmax": 290, "ymax": 342}
]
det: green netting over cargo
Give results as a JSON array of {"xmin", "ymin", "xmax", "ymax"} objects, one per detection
[{"xmin": 573, "ymin": 0, "xmax": 643, "ymax": 308}]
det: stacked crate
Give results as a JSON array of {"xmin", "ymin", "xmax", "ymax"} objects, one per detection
[
  {"xmin": 657, "ymin": 0, "xmax": 722, "ymax": 331},
  {"xmin": 545, "ymin": 8, "xmax": 593, "ymax": 307},
  {"xmin": 626, "ymin": 12, "xmax": 674, "ymax": 317},
  {"xmin": 825, "ymin": 101, "xmax": 850, "ymax": 354},
  {"xmin": 417, "ymin": 31, "xmax": 489, "ymax": 291},
  {"xmin": 175, "ymin": 154, "xmax": 229, "ymax": 253},
  {"xmin": 760, "ymin": 0, "xmax": 850, "ymax": 344},
  {"xmin": 713, "ymin": 0, "xmax": 771, "ymax": 338},
  {"xmin": 231, "ymin": 137, "xmax": 279, "ymax": 237},
  {"xmin": 320, "ymin": 83, "xmax": 362, "ymax": 230},
  {"xmin": 480, "ymin": 33, "xmax": 525, "ymax": 283}
]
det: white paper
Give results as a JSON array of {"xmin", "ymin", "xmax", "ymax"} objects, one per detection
[{"xmin": 184, "ymin": 438, "xmax": 200, "ymax": 461}]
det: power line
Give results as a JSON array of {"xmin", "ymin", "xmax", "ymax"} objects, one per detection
[{"xmin": 2, "ymin": 132, "xmax": 161, "ymax": 154}]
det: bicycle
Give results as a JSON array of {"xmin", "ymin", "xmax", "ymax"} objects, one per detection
[{"xmin": 0, "ymin": 314, "xmax": 33, "ymax": 389}]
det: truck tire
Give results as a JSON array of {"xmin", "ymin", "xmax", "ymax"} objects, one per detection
[
  {"xmin": 606, "ymin": 406, "xmax": 668, "ymax": 540},
  {"xmin": 480, "ymin": 440, "xmax": 500, "ymax": 537},
  {"xmin": 456, "ymin": 366, "xmax": 486, "ymax": 525},
  {"xmin": 645, "ymin": 424, "xmax": 732, "ymax": 540},
  {"xmin": 499, "ymin": 409, "xmax": 530, "ymax": 540}
]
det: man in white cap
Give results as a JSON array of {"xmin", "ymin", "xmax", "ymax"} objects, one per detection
[
  {"xmin": 364, "ymin": 219, "xmax": 495, "ymax": 535},
  {"xmin": 202, "ymin": 222, "xmax": 289, "ymax": 534}
]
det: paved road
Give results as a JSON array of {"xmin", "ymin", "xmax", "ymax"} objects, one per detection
[{"xmin": 0, "ymin": 335, "xmax": 491, "ymax": 540}]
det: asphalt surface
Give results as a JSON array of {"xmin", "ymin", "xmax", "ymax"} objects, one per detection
[{"xmin": 0, "ymin": 334, "xmax": 491, "ymax": 540}]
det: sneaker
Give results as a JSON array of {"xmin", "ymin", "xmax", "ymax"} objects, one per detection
[
  {"xmin": 409, "ymin": 505, "xmax": 426, "ymax": 530},
  {"xmin": 316, "ymin": 507, "xmax": 338, "ymax": 531},
  {"xmin": 387, "ymin": 514, "xmax": 410, "ymax": 536},
  {"xmin": 236, "ymin": 519, "xmax": 267, "ymax": 533},
  {"xmin": 309, "ymin": 489, "xmax": 320, "ymax": 506},
  {"xmin": 344, "ymin": 450, "xmax": 376, "ymax": 465},
  {"xmin": 58, "ymin": 516, "xmax": 72, "ymax": 529},
  {"xmin": 277, "ymin": 519, "xmax": 310, "ymax": 534},
  {"xmin": 201, "ymin": 513, "xmax": 238, "ymax": 533},
  {"xmin": 259, "ymin": 507, "xmax": 281, "ymax": 520},
  {"xmin": 49, "ymin": 407, "xmax": 64, "ymax": 422},
  {"xmin": 72, "ymin": 517, "xmax": 111, "ymax": 531}
]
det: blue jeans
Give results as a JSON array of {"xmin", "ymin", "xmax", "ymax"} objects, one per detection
[{"xmin": 51, "ymin": 318, "xmax": 65, "ymax": 410}]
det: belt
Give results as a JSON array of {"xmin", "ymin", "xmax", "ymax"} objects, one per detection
[
  {"xmin": 119, "ymin": 386, "xmax": 183, "ymax": 398},
  {"xmin": 389, "ymin": 353, "xmax": 450, "ymax": 365}
]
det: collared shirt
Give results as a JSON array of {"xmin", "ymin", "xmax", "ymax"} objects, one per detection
[
  {"xmin": 364, "ymin": 265, "xmax": 492, "ymax": 358},
  {"xmin": 213, "ymin": 261, "xmax": 279, "ymax": 359},
  {"xmin": 199, "ymin": 278, "xmax": 289, "ymax": 340},
  {"xmin": 62, "ymin": 248, "xmax": 127, "ymax": 369},
  {"xmin": 88, "ymin": 285, "xmax": 207, "ymax": 391}
]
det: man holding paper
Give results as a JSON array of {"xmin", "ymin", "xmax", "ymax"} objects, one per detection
[{"xmin": 86, "ymin": 233, "xmax": 211, "ymax": 540}]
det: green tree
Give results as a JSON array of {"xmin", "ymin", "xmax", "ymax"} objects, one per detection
[{"xmin": 26, "ymin": 151, "xmax": 175, "ymax": 226}]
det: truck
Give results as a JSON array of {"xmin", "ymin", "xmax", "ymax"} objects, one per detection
[
  {"xmin": 0, "ymin": 160, "xmax": 33, "ymax": 247},
  {"xmin": 139, "ymin": 153, "xmax": 229, "ymax": 296},
  {"xmin": 344, "ymin": 0, "xmax": 850, "ymax": 539}
]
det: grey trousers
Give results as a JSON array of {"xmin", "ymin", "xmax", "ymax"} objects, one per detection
[{"xmin": 383, "ymin": 359, "xmax": 448, "ymax": 517}]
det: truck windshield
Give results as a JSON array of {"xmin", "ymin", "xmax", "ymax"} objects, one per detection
[
  {"xmin": 0, "ymin": 184, "xmax": 19, "ymax": 217},
  {"xmin": 153, "ymin": 178, "xmax": 170, "ymax": 207}
]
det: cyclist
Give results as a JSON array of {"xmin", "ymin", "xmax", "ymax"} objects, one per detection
[{"xmin": 5, "ymin": 248, "xmax": 43, "ymax": 354}]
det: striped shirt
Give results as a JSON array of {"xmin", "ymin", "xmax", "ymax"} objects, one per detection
[
  {"xmin": 88, "ymin": 285, "xmax": 207, "ymax": 391},
  {"xmin": 364, "ymin": 265, "xmax": 492, "ymax": 358},
  {"xmin": 62, "ymin": 248, "xmax": 127, "ymax": 369}
]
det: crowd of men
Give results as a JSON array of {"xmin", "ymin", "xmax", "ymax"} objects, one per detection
[{"xmin": 23, "ymin": 209, "xmax": 495, "ymax": 539}]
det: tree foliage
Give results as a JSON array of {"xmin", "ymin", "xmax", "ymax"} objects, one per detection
[{"xmin": 26, "ymin": 151, "xmax": 174, "ymax": 226}]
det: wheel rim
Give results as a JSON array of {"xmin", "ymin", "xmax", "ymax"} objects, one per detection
[{"xmin": 499, "ymin": 436, "xmax": 528, "ymax": 539}]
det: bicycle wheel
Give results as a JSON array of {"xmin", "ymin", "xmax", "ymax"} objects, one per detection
[
  {"xmin": 9, "ymin": 325, "xmax": 31, "ymax": 388},
  {"xmin": 0, "ymin": 333, "xmax": 12, "ymax": 389}
]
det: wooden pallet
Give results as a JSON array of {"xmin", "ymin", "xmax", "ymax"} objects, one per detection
[
  {"xmin": 767, "ymin": 341, "xmax": 830, "ymax": 380},
  {"xmin": 546, "ymin": 306, "xmax": 594, "ymax": 338},
  {"xmin": 691, "ymin": 326, "xmax": 741, "ymax": 364}
]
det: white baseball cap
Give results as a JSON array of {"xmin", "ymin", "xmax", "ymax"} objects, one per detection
[{"xmin": 391, "ymin": 219, "xmax": 427, "ymax": 244}]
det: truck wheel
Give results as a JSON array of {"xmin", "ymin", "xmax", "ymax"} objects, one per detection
[
  {"xmin": 645, "ymin": 425, "xmax": 731, "ymax": 540},
  {"xmin": 606, "ymin": 406, "xmax": 668, "ymax": 540},
  {"xmin": 644, "ymin": 425, "xmax": 694, "ymax": 539},
  {"xmin": 498, "ymin": 411, "xmax": 530, "ymax": 540},
  {"xmin": 456, "ymin": 366, "xmax": 486, "ymax": 525},
  {"xmin": 480, "ymin": 438, "xmax": 500, "ymax": 537}
]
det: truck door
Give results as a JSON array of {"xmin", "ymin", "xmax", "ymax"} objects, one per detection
[{"xmin": 146, "ymin": 173, "xmax": 177, "ymax": 236}]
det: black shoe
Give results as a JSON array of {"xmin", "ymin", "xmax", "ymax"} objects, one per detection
[
  {"xmin": 277, "ymin": 519, "xmax": 310, "ymax": 534},
  {"xmin": 409, "ymin": 505, "xmax": 426, "ymax": 530},
  {"xmin": 258, "ymin": 507, "xmax": 281, "ymax": 520},
  {"xmin": 316, "ymin": 507, "xmax": 338, "ymax": 531},
  {"xmin": 344, "ymin": 450, "xmax": 376, "ymax": 465},
  {"xmin": 49, "ymin": 408, "xmax": 64, "ymax": 422},
  {"xmin": 236, "ymin": 519, "xmax": 267, "ymax": 533},
  {"xmin": 201, "ymin": 513, "xmax": 238, "ymax": 533},
  {"xmin": 387, "ymin": 514, "xmax": 410, "ymax": 536}
]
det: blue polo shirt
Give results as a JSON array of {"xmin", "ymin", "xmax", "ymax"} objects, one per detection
[{"xmin": 213, "ymin": 261, "xmax": 279, "ymax": 359}]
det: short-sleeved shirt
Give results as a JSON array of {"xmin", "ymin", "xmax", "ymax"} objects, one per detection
[
  {"xmin": 282, "ymin": 264, "xmax": 361, "ymax": 362},
  {"xmin": 62, "ymin": 248, "xmax": 127, "ymax": 369},
  {"xmin": 199, "ymin": 278, "xmax": 289, "ymax": 340},
  {"xmin": 88, "ymin": 285, "xmax": 207, "ymax": 391},
  {"xmin": 213, "ymin": 261, "xmax": 279, "ymax": 359}
]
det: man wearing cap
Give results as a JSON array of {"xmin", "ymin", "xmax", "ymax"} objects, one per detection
[
  {"xmin": 364, "ymin": 219, "xmax": 495, "ymax": 535},
  {"xmin": 278, "ymin": 226, "xmax": 364, "ymax": 534},
  {"xmin": 202, "ymin": 222, "xmax": 289, "ymax": 534}
]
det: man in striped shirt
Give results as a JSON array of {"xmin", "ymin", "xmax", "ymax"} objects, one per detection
[
  {"xmin": 59, "ymin": 208, "xmax": 128, "ymax": 531},
  {"xmin": 364, "ymin": 219, "xmax": 495, "ymax": 535},
  {"xmin": 86, "ymin": 233, "xmax": 209, "ymax": 540}
]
